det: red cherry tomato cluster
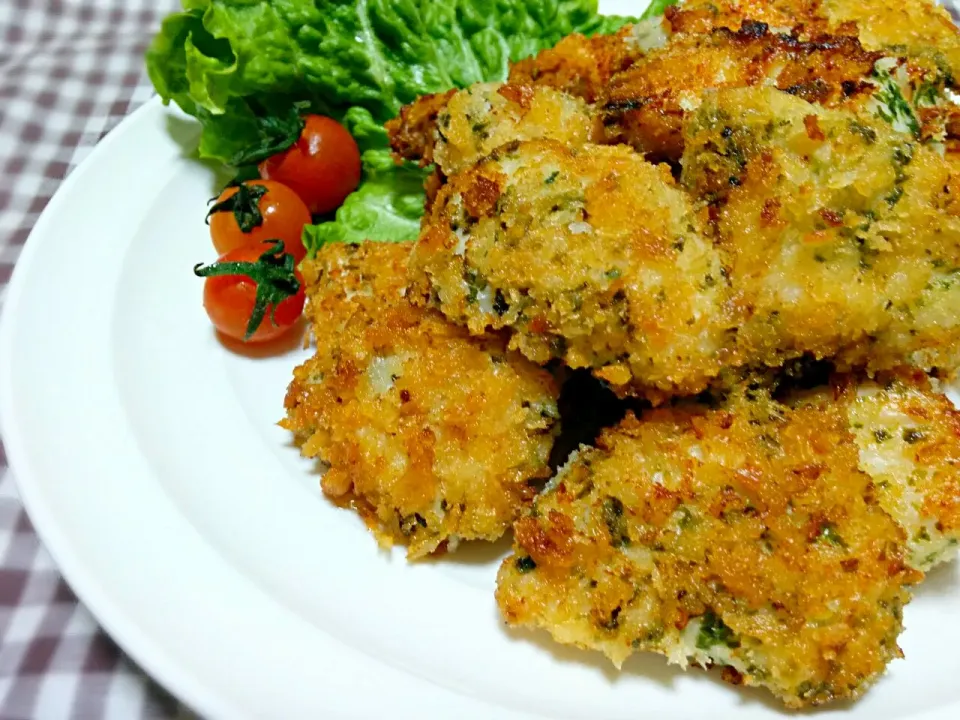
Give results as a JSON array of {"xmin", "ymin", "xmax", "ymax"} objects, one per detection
[{"xmin": 196, "ymin": 114, "xmax": 362, "ymax": 344}]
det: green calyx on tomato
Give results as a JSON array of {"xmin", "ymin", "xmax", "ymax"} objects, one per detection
[
  {"xmin": 206, "ymin": 182, "xmax": 268, "ymax": 232},
  {"xmin": 194, "ymin": 240, "xmax": 301, "ymax": 341},
  {"xmin": 227, "ymin": 101, "xmax": 310, "ymax": 167}
]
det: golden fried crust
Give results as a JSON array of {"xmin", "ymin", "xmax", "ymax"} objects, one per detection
[
  {"xmin": 603, "ymin": 24, "xmax": 881, "ymax": 161},
  {"xmin": 410, "ymin": 139, "xmax": 733, "ymax": 399},
  {"xmin": 682, "ymin": 86, "xmax": 960, "ymax": 377},
  {"xmin": 385, "ymin": 89, "xmax": 456, "ymax": 166},
  {"xmin": 676, "ymin": 0, "xmax": 960, "ymax": 80},
  {"xmin": 496, "ymin": 377, "xmax": 929, "ymax": 708},
  {"xmin": 669, "ymin": 1, "xmax": 960, "ymax": 149},
  {"xmin": 669, "ymin": 1, "xmax": 828, "ymax": 35},
  {"xmin": 507, "ymin": 25, "xmax": 650, "ymax": 103},
  {"xmin": 769, "ymin": 369, "xmax": 960, "ymax": 571},
  {"xmin": 821, "ymin": 0, "xmax": 960, "ymax": 81},
  {"xmin": 837, "ymin": 370, "xmax": 960, "ymax": 570},
  {"xmin": 280, "ymin": 242, "xmax": 560, "ymax": 558},
  {"xmin": 431, "ymin": 83, "xmax": 601, "ymax": 177},
  {"xmin": 386, "ymin": 83, "xmax": 600, "ymax": 177},
  {"xmin": 422, "ymin": 168, "xmax": 446, "ymax": 214}
]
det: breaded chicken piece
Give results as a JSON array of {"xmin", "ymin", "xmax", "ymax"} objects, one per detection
[
  {"xmin": 665, "ymin": 2, "xmax": 821, "ymax": 36},
  {"xmin": 384, "ymin": 89, "xmax": 455, "ymax": 168},
  {"xmin": 603, "ymin": 23, "xmax": 883, "ymax": 161},
  {"xmin": 823, "ymin": 0, "xmax": 960, "ymax": 81},
  {"xmin": 605, "ymin": 17, "xmax": 960, "ymax": 160},
  {"xmin": 386, "ymin": 83, "xmax": 599, "ymax": 173},
  {"xmin": 840, "ymin": 372, "xmax": 960, "ymax": 570},
  {"xmin": 386, "ymin": 83, "xmax": 599, "ymax": 174},
  {"xmin": 496, "ymin": 370, "xmax": 960, "ymax": 708},
  {"xmin": 682, "ymin": 86, "xmax": 960, "ymax": 378},
  {"xmin": 281, "ymin": 242, "xmax": 560, "ymax": 559},
  {"xmin": 410, "ymin": 139, "xmax": 733, "ymax": 400},
  {"xmin": 676, "ymin": 0, "xmax": 960, "ymax": 81},
  {"xmin": 636, "ymin": 2, "xmax": 960, "ymax": 158},
  {"xmin": 507, "ymin": 21, "xmax": 668, "ymax": 103},
  {"xmin": 430, "ymin": 83, "xmax": 600, "ymax": 177}
]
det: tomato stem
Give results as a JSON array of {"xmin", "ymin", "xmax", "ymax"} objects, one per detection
[
  {"xmin": 205, "ymin": 182, "xmax": 268, "ymax": 233},
  {"xmin": 227, "ymin": 101, "xmax": 310, "ymax": 167},
  {"xmin": 194, "ymin": 240, "xmax": 301, "ymax": 341}
]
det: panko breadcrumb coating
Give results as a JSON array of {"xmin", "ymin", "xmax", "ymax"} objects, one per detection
[
  {"xmin": 822, "ymin": 0, "xmax": 960, "ymax": 81},
  {"xmin": 682, "ymin": 86, "xmax": 960, "ymax": 377},
  {"xmin": 664, "ymin": 1, "xmax": 814, "ymax": 36},
  {"xmin": 410, "ymin": 139, "xmax": 733, "ymax": 400},
  {"xmin": 605, "ymin": 9, "xmax": 956, "ymax": 162},
  {"xmin": 675, "ymin": 0, "xmax": 960, "ymax": 81},
  {"xmin": 661, "ymin": 0, "xmax": 960, "ymax": 152},
  {"xmin": 507, "ymin": 21, "xmax": 667, "ymax": 103},
  {"xmin": 497, "ymin": 370, "xmax": 960, "ymax": 708},
  {"xmin": 431, "ymin": 83, "xmax": 600, "ymax": 177},
  {"xmin": 281, "ymin": 242, "xmax": 560, "ymax": 558},
  {"xmin": 667, "ymin": 1, "xmax": 960, "ymax": 151},
  {"xmin": 602, "ymin": 24, "xmax": 884, "ymax": 161},
  {"xmin": 386, "ymin": 82, "xmax": 600, "ymax": 175},
  {"xmin": 384, "ymin": 89, "xmax": 455, "ymax": 168},
  {"xmin": 840, "ymin": 372, "xmax": 960, "ymax": 571}
]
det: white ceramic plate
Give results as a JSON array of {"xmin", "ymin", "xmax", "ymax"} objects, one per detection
[{"xmin": 3, "ymin": 2, "xmax": 960, "ymax": 718}]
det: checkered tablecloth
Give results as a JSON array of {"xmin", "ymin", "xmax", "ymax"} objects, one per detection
[{"xmin": 0, "ymin": 2, "xmax": 197, "ymax": 717}]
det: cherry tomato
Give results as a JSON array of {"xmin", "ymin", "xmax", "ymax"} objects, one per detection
[
  {"xmin": 194, "ymin": 242, "xmax": 305, "ymax": 344},
  {"xmin": 259, "ymin": 115, "xmax": 362, "ymax": 214},
  {"xmin": 207, "ymin": 180, "xmax": 310, "ymax": 263}
]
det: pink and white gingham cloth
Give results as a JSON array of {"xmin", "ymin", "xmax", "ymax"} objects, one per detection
[
  {"xmin": 0, "ymin": 2, "xmax": 194, "ymax": 717},
  {"xmin": 3, "ymin": 1, "xmax": 960, "ymax": 718}
]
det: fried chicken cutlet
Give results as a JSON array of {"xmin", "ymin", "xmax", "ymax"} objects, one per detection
[
  {"xmin": 281, "ymin": 242, "xmax": 560, "ymax": 559},
  {"xmin": 411, "ymin": 87, "xmax": 960, "ymax": 398},
  {"xmin": 606, "ymin": 3, "xmax": 958, "ymax": 161},
  {"xmin": 409, "ymin": 139, "xmax": 732, "ymax": 400},
  {"xmin": 386, "ymin": 83, "xmax": 599, "ymax": 176},
  {"xmin": 813, "ymin": 371, "xmax": 960, "ymax": 571},
  {"xmin": 431, "ymin": 83, "xmax": 600, "ymax": 177},
  {"xmin": 601, "ymin": 23, "xmax": 885, "ymax": 161},
  {"xmin": 676, "ymin": 0, "xmax": 960, "ymax": 82},
  {"xmin": 665, "ymin": 1, "xmax": 960, "ymax": 151},
  {"xmin": 507, "ymin": 21, "xmax": 668, "ymax": 103},
  {"xmin": 683, "ymin": 86, "xmax": 960, "ymax": 378},
  {"xmin": 496, "ymin": 370, "xmax": 960, "ymax": 708}
]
